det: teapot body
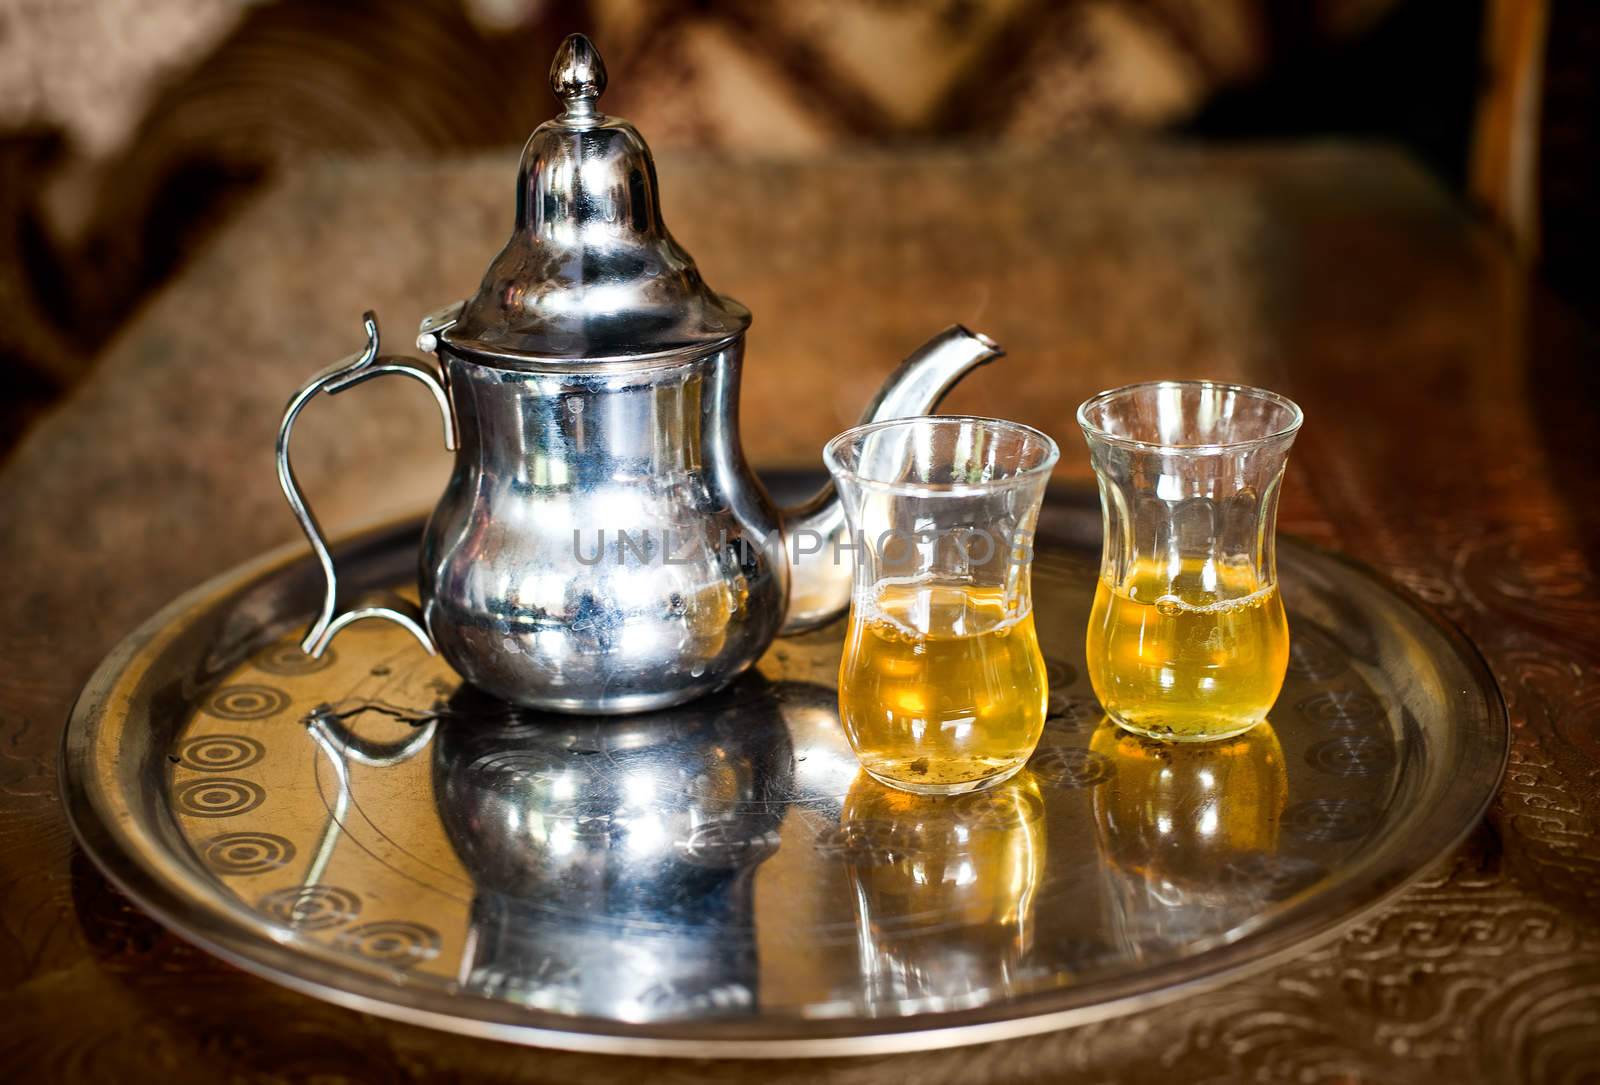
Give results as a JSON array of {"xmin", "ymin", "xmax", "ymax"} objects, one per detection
[{"xmin": 420, "ymin": 337, "xmax": 788, "ymax": 712}]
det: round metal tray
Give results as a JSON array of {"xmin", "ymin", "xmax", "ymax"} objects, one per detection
[{"xmin": 61, "ymin": 499, "xmax": 1507, "ymax": 1058}]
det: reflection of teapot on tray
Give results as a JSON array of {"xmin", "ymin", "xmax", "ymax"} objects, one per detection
[
  {"xmin": 430, "ymin": 674, "xmax": 826, "ymax": 1019},
  {"xmin": 276, "ymin": 32, "xmax": 1004, "ymax": 714}
]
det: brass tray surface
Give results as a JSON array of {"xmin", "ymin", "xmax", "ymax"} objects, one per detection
[{"xmin": 60, "ymin": 501, "xmax": 1507, "ymax": 1057}]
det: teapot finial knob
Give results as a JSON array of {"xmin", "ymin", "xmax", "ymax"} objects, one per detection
[{"xmin": 550, "ymin": 33, "xmax": 607, "ymax": 116}]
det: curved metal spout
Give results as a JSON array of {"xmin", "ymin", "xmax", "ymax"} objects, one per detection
[{"xmin": 778, "ymin": 325, "xmax": 1005, "ymax": 633}]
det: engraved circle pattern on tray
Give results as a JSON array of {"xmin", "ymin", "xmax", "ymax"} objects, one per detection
[{"xmin": 60, "ymin": 507, "xmax": 1506, "ymax": 1055}]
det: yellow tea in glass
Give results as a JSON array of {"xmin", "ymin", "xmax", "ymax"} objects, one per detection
[
  {"xmin": 839, "ymin": 581, "xmax": 1047, "ymax": 790},
  {"xmin": 825, "ymin": 416, "xmax": 1058, "ymax": 794},
  {"xmin": 1078, "ymin": 381, "xmax": 1302, "ymax": 742},
  {"xmin": 1087, "ymin": 557, "xmax": 1289, "ymax": 739}
]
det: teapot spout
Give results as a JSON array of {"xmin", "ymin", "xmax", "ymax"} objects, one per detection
[{"xmin": 778, "ymin": 325, "xmax": 1005, "ymax": 633}]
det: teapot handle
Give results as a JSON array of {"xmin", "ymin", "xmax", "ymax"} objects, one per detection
[{"xmin": 275, "ymin": 311, "xmax": 458, "ymax": 657}]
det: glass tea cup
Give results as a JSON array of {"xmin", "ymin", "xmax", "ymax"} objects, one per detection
[
  {"xmin": 1078, "ymin": 381, "xmax": 1303, "ymax": 742},
  {"xmin": 823, "ymin": 416, "xmax": 1059, "ymax": 795}
]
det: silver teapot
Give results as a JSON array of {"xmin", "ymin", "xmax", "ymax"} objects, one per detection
[{"xmin": 276, "ymin": 34, "xmax": 1004, "ymax": 713}]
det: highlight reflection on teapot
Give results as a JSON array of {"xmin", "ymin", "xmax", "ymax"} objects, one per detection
[
  {"xmin": 838, "ymin": 771, "xmax": 1046, "ymax": 1010},
  {"xmin": 432, "ymin": 675, "xmax": 816, "ymax": 1020},
  {"xmin": 1092, "ymin": 719, "xmax": 1287, "ymax": 952}
]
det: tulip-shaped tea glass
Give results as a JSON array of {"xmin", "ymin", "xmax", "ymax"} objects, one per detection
[
  {"xmin": 824, "ymin": 416, "xmax": 1059, "ymax": 794},
  {"xmin": 1079, "ymin": 381, "xmax": 1303, "ymax": 742}
]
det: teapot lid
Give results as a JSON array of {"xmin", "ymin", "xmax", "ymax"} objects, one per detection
[{"xmin": 444, "ymin": 34, "xmax": 750, "ymax": 364}]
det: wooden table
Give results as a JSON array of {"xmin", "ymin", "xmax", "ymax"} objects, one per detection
[{"xmin": 2, "ymin": 145, "xmax": 1597, "ymax": 1082}]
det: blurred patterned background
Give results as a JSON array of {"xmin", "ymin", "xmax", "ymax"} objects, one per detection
[{"xmin": 0, "ymin": 0, "xmax": 1591, "ymax": 451}]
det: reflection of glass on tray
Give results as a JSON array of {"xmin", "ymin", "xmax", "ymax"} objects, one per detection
[
  {"xmin": 1092, "ymin": 719, "xmax": 1288, "ymax": 952},
  {"xmin": 839, "ymin": 770, "xmax": 1046, "ymax": 1010}
]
